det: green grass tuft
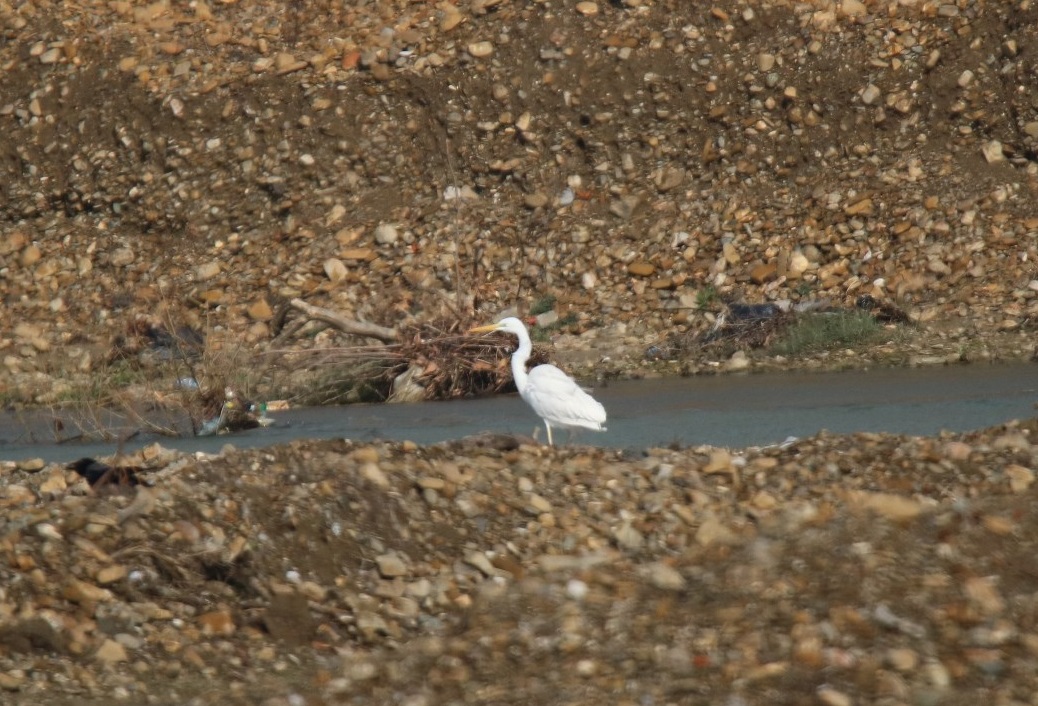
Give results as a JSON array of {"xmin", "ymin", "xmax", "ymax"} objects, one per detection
[
  {"xmin": 770, "ymin": 311, "xmax": 882, "ymax": 356},
  {"xmin": 530, "ymin": 294, "xmax": 558, "ymax": 316},
  {"xmin": 696, "ymin": 285, "xmax": 718, "ymax": 309}
]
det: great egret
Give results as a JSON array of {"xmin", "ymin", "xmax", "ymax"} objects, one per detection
[{"xmin": 470, "ymin": 317, "xmax": 606, "ymax": 445}]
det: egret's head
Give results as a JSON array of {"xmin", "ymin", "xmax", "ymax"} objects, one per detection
[{"xmin": 469, "ymin": 316, "xmax": 526, "ymax": 336}]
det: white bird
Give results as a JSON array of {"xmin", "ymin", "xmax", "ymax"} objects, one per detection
[{"xmin": 470, "ymin": 317, "xmax": 606, "ymax": 445}]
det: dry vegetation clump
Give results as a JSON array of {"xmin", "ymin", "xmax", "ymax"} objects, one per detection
[
  {"xmin": 106, "ymin": 317, "xmax": 206, "ymax": 368},
  {"xmin": 703, "ymin": 303, "xmax": 799, "ymax": 353},
  {"xmin": 269, "ymin": 318, "xmax": 550, "ymax": 406},
  {"xmin": 655, "ymin": 301, "xmax": 798, "ymax": 361},
  {"xmin": 32, "ymin": 301, "xmax": 556, "ymax": 438}
]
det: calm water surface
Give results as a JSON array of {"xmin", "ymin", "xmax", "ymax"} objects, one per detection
[{"xmin": 1, "ymin": 362, "xmax": 1035, "ymax": 463}]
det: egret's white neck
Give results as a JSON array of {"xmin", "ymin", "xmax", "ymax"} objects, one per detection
[{"xmin": 509, "ymin": 326, "xmax": 532, "ymax": 392}]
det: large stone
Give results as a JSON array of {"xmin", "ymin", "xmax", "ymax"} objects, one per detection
[
  {"xmin": 1, "ymin": 230, "xmax": 27, "ymax": 254},
  {"xmin": 196, "ymin": 262, "xmax": 221, "ymax": 280},
  {"xmin": 374, "ymin": 223, "xmax": 399, "ymax": 245},
  {"xmin": 96, "ymin": 565, "xmax": 128, "ymax": 584},
  {"xmin": 324, "ymin": 257, "xmax": 348, "ymax": 283},
  {"xmin": 247, "ymin": 298, "xmax": 274, "ymax": 320},
  {"xmin": 110, "ymin": 248, "xmax": 135, "ymax": 267},
  {"xmin": 467, "ymin": 41, "xmax": 494, "ymax": 58},
  {"xmin": 375, "ymin": 553, "xmax": 409, "ymax": 578},
  {"xmin": 1006, "ymin": 464, "xmax": 1035, "ymax": 494},
  {"xmin": 982, "ymin": 140, "xmax": 1004, "ymax": 164},
  {"xmin": 627, "ymin": 262, "xmax": 655, "ymax": 277},
  {"xmin": 844, "ymin": 197, "xmax": 873, "ymax": 216},
  {"xmin": 750, "ymin": 262, "xmax": 777, "ymax": 283},
  {"xmin": 642, "ymin": 561, "xmax": 686, "ymax": 591},
  {"xmin": 197, "ymin": 610, "xmax": 235, "ymax": 635},
  {"xmin": 63, "ymin": 579, "xmax": 113, "ymax": 604},
  {"xmin": 341, "ymin": 248, "xmax": 376, "ymax": 261},
  {"xmin": 95, "ymin": 639, "xmax": 128, "ymax": 664},
  {"xmin": 847, "ymin": 491, "xmax": 923, "ymax": 521},
  {"xmin": 20, "ymin": 245, "xmax": 41, "ymax": 267}
]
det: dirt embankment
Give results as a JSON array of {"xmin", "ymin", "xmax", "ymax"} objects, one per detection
[{"xmin": 0, "ymin": 0, "xmax": 1036, "ymax": 406}]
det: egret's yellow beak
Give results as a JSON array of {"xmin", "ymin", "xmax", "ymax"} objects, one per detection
[{"xmin": 469, "ymin": 323, "xmax": 500, "ymax": 334}]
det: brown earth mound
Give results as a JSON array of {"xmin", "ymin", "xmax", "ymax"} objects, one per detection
[
  {"xmin": 0, "ymin": 0, "xmax": 1036, "ymax": 405},
  {"xmin": 0, "ymin": 420, "xmax": 1037, "ymax": 704},
  {"xmin": 1, "ymin": 6, "xmax": 1038, "ymax": 702}
]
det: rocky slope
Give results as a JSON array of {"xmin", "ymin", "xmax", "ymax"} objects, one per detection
[
  {"xmin": 1, "ymin": 0, "xmax": 1037, "ymax": 404},
  {"xmin": 2, "ymin": 3, "xmax": 1038, "ymax": 703},
  {"xmin": 0, "ymin": 421, "xmax": 1037, "ymax": 704}
]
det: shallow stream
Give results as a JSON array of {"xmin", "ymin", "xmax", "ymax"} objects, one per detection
[{"xmin": 1, "ymin": 362, "xmax": 1035, "ymax": 463}]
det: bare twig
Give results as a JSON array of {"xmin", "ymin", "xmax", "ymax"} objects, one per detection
[{"xmin": 286, "ymin": 299, "xmax": 398, "ymax": 343}]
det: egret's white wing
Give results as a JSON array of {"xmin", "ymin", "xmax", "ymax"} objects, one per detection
[{"xmin": 523, "ymin": 364, "xmax": 606, "ymax": 431}]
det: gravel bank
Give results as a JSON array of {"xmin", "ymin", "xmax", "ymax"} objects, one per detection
[
  {"xmin": 0, "ymin": 420, "xmax": 1037, "ymax": 704},
  {"xmin": 1, "ymin": 0, "xmax": 1037, "ymax": 403},
  {"xmin": 1, "ymin": 3, "xmax": 1038, "ymax": 701}
]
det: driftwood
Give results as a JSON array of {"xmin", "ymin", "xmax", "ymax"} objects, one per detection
[{"xmin": 274, "ymin": 299, "xmax": 399, "ymax": 344}]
